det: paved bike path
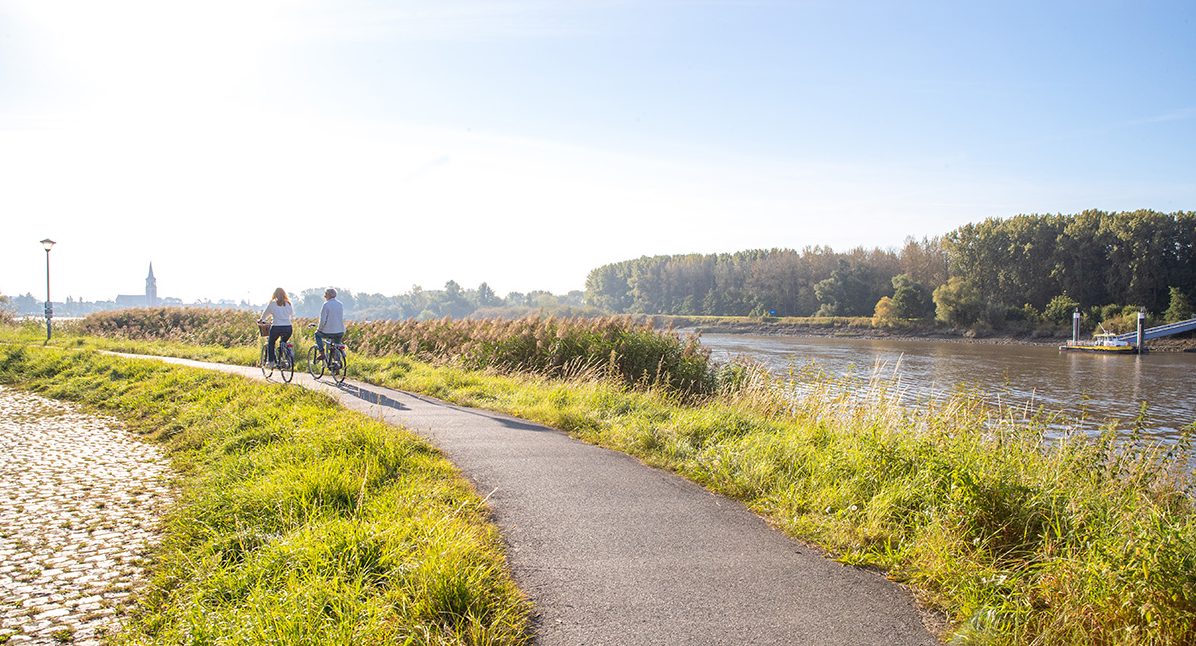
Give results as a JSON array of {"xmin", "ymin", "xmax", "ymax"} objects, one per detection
[{"xmin": 116, "ymin": 354, "xmax": 937, "ymax": 646}]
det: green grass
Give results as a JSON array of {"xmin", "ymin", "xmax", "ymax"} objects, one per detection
[
  {"xmin": 0, "ymin": 342, "xmax": 529, "ymax": 645},
  {"xmin": 4, "ymin": 322, "xmax": 1195, "ymax": 644}
]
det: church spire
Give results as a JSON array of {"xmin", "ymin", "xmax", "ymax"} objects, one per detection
[{"xmin": 146, "ymin": 262, "xmax": 158, "ymax": 306}]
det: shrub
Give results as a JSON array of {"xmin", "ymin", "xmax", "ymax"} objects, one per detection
[
  {"xmin": 1042, "ymin": 294, "xmax": 1080, "ymax": 326},
  {"xmin": 872, "ymin": 296, "xmax": 897, "ymax": 327},
  {"xmin": 0, "ymin": 293, "xmax": 13, "ymax": 325}
]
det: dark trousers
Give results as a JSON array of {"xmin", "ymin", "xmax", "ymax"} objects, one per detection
[
  {"xmin": 314, "ymin": 331, "xmax": 343, "ymax": 354},
  {"xmin": 267, "ymin": 325, "xmax": 293, "ymax": 362}
]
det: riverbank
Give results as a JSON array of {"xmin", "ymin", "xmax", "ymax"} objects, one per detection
[
  {"xmin": 646, "ymin": 314, "xmax": 1196, "ymax": 351},
  {"xmin": 3, "ymin": 322, "xmax": 1194, "ymax": 645}
]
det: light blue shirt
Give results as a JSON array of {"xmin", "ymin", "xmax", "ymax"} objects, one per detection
[{"xmin": 319, "ymin": 298, "xmax": 345, "ymax": 334}]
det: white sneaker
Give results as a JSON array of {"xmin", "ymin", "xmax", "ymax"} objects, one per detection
[{"xmin": 265, "ymin": 361, "xmax": 276, "ymax": 368}]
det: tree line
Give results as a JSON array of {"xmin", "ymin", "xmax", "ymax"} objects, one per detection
[
  {"xmin": 584, "ymin": 210, "xmax": 1196, "ymax": 329},
  {"xmin": 294, "ymin": 283, "xmax": 591, "ymax": 321},
  {"xmin": 0, "ymin": 284, "xmax": 591, "ymax": 322}
]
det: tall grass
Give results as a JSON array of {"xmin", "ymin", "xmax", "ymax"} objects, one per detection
[
  {"xmin": 79, "ymin": 308, "xmax": 262, "ymax": 347},
  {"xmin": 0, "ymin": 345, "xmax": 529, "ymax": 645},
  {"xmin": 78, "ymin": 308, "xmax": 716, "ymax": 395}
]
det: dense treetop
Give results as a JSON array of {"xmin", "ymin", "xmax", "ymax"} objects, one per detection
[{"xmin": 584, "ymin": 210, "xmax": 1196, "ymax": 328}]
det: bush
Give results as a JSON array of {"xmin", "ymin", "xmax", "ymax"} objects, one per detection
[
  {"xmin": 1042, "ymin": 294, "xmax": 1080, "ymax": 326},
  {"xmin": 872, "ymin": 296, "xmax": 898, "ymax": 327},
  {"xmin": 1101, "ymin": 306, "xmax": 1151, "ymax": 334},
  {"xmin": 0, "ymin": 293, "xmax": 13, "ymax": 325}
]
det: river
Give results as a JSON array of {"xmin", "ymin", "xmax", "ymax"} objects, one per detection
[{"xmin": 697, "ymin": 333, "xmax": 1196, "ymax": 442}]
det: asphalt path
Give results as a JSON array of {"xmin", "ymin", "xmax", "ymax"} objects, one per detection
[{"xmin": 114, "ymin": 353, "xmax": 938, "ymax": 646}]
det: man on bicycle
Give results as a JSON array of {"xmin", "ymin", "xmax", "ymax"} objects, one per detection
[{"xmin": 314, "ymin": 288, "xmax": 345, "ymax": 360}]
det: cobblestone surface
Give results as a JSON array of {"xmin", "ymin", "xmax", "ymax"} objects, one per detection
[{"xmin": 0, "ymin": 386, "xmax": 173, "ymax": 645}]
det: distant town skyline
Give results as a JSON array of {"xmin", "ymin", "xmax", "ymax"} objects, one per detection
[{"xmin": 2, "ymin": 1, "xmax": 1194, "ymax": 303}]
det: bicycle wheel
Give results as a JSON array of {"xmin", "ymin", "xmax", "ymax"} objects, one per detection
[
  {"xmin": 308, "ymin": 346, "xmax": 324, "ymax": 380},
  {"xmin": 280, "ymin": 346, "xmax": 295, "ymax": 383},
  {"xmin": 331, "ymin": 347, "xmax": 347, "ymax": 384},
  {"xmin": 260, "ymin": 344, "xmax": 273, "ymax": 378}
]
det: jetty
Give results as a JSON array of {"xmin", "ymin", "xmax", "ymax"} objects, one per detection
[
  {"xmin": 1112, "ymin": 317, "xmax": 1196, "ymax": 343},
  {"xmin": 1061, "ymin": 311, "xmax": 1196, "ymax": 354}
]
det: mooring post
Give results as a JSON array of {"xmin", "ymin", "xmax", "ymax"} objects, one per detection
[
  {"xmin": 1072, "ymin": 308, "xmax": 1080, "ymax": 344},
  {"xmin": 1136, "ymin": 310, "xmax": 1146, "ymax": 354}
]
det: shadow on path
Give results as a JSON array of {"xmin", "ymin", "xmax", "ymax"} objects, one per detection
[
  {"xmin": 339, "ymin": 380, "xmax": 550, "ymax": 433},
  {"xmin": 338, "ymin": 382, "xmax": 409, "ymax": 411}
]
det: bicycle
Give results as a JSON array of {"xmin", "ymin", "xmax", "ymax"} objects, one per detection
[
  {"xmin": 307, "ymin": 325, "xmax": 348, "ymax": 384},
  {"xmin": 258, "ymin": 321, "xmax": 295, "ymax": 383}
]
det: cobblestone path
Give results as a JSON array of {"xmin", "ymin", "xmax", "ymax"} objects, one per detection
[{"xmin": 0, "ymin": 386, "xmax": 173, "ymax": 645}]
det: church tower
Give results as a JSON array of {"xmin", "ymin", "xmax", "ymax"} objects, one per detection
[{"xmin": 146, "ymin": 263, "xmax": 158, "ymax": 306}]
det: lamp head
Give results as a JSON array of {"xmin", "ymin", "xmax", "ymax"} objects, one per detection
[{"xmin": 40, "ymin": 238, "xmax": 56, "ymax": 251}]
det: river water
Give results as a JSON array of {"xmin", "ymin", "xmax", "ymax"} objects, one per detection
[{"xmin": 697, "ymin": 333, "xmax": 1196, "ymax": 442}]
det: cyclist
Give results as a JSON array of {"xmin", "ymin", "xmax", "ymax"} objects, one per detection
[
  {"xmin": 313, "ymin": 287, "xmax": 345, "ymax": 360},
  {"xmin": 259, "ymin": 287, "xmax": 294, "ymax": 368}
]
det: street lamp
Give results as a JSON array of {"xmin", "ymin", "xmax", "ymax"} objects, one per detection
[{"xmin": 40, "ymin": 238, "xmax": 55, "ymax": 341}]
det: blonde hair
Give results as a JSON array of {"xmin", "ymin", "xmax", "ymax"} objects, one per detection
[{"xmin": 272, "ymin": 288, "xmax": 290, "ymax": 306}]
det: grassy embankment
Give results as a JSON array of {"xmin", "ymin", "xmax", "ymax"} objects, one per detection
[
  {"xmin": 5, "ymin": 310, "xmax": 1196, "ymax": 645},
  {"xmin": 0, "ymin": 341, "xmax": 529, "ymax": 645}
]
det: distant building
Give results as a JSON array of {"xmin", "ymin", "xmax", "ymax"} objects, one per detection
[{"xmin": 116, "ymin": 263, "xmax": 160, "ymax": 308}]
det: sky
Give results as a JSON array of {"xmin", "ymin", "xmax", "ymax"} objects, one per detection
[{"xmin": 1, "ymin": 0, "xmax": 1194, "ymax": 303}]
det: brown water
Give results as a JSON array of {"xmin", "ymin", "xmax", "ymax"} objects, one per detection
[{"xmin": 698, "ymin": 333, "xmax": 1196, "ymax": 442}]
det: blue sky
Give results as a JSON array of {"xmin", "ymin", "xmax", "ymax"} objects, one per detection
[{"xmin": 2, "ymin": 0, "xmax": 1193, "ymax": 302}]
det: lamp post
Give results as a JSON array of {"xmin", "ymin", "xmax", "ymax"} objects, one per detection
[{"xmin": 40, "ymin": 239, "xmax": 55, "ymax": 341}]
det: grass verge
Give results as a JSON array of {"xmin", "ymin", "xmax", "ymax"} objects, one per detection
[{"xmin": 0, "ymin": 342, "xmax": 529, "ymax": 645}]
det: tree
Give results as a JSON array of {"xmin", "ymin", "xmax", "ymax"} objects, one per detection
[
  {"xmin": 476, "ymin": 282, "xmax": 501, "ymax": 308},
  {"xmin": 933, "ymin": 278, "xmax": 984, "ymax": 327},
  {"xmin": 442, "ymin": 281, "xmax": 473, "ymax": 318},
  {"xmin": 814, "ymin": 261, "xmax": 873, "ymax": 316},
  {"xmin": 1164, "ymin": 286, "xmax": 1194, "ymax": 323},
  {"xmin": 889, "ymin": 274, "xmax": 934, "ymax": 319},
  {"xmin": 872, "ymin": 296, "xmax": 898, "ymax": 327}
]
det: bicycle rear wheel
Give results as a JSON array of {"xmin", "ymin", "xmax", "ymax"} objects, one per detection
[
  {"xmin": 260, "ymin": 344, "xmax": 273, "ymax": 378},
  {"xmin": 330, "ymin": 347, "xmax": 347, "ymax": 385},
  {"xmin": 308, "ymin": 346, "xmax": 324, "ymax": 380},
  {"xmin": 280, "ymin": 346, "xmax": 295, "ymax": 383}
]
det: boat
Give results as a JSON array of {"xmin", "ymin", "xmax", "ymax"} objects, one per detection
[{"xmin": 1059, "ymin": 330, "xmax": 1138, "ymax": 353}]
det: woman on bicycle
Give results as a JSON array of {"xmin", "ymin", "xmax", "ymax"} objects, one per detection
[{"xmin": 259, "ymin": 287, "xmax": 293, "ymax": 368}]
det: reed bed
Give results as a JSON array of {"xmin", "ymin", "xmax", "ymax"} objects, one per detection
[
  {"xmin": 78, "ymin": 308, "xmax": 262, "ymax": 347},
  {"xmin": 78, "ymin": 308, "xmax": 716, "ymax": 396}
]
